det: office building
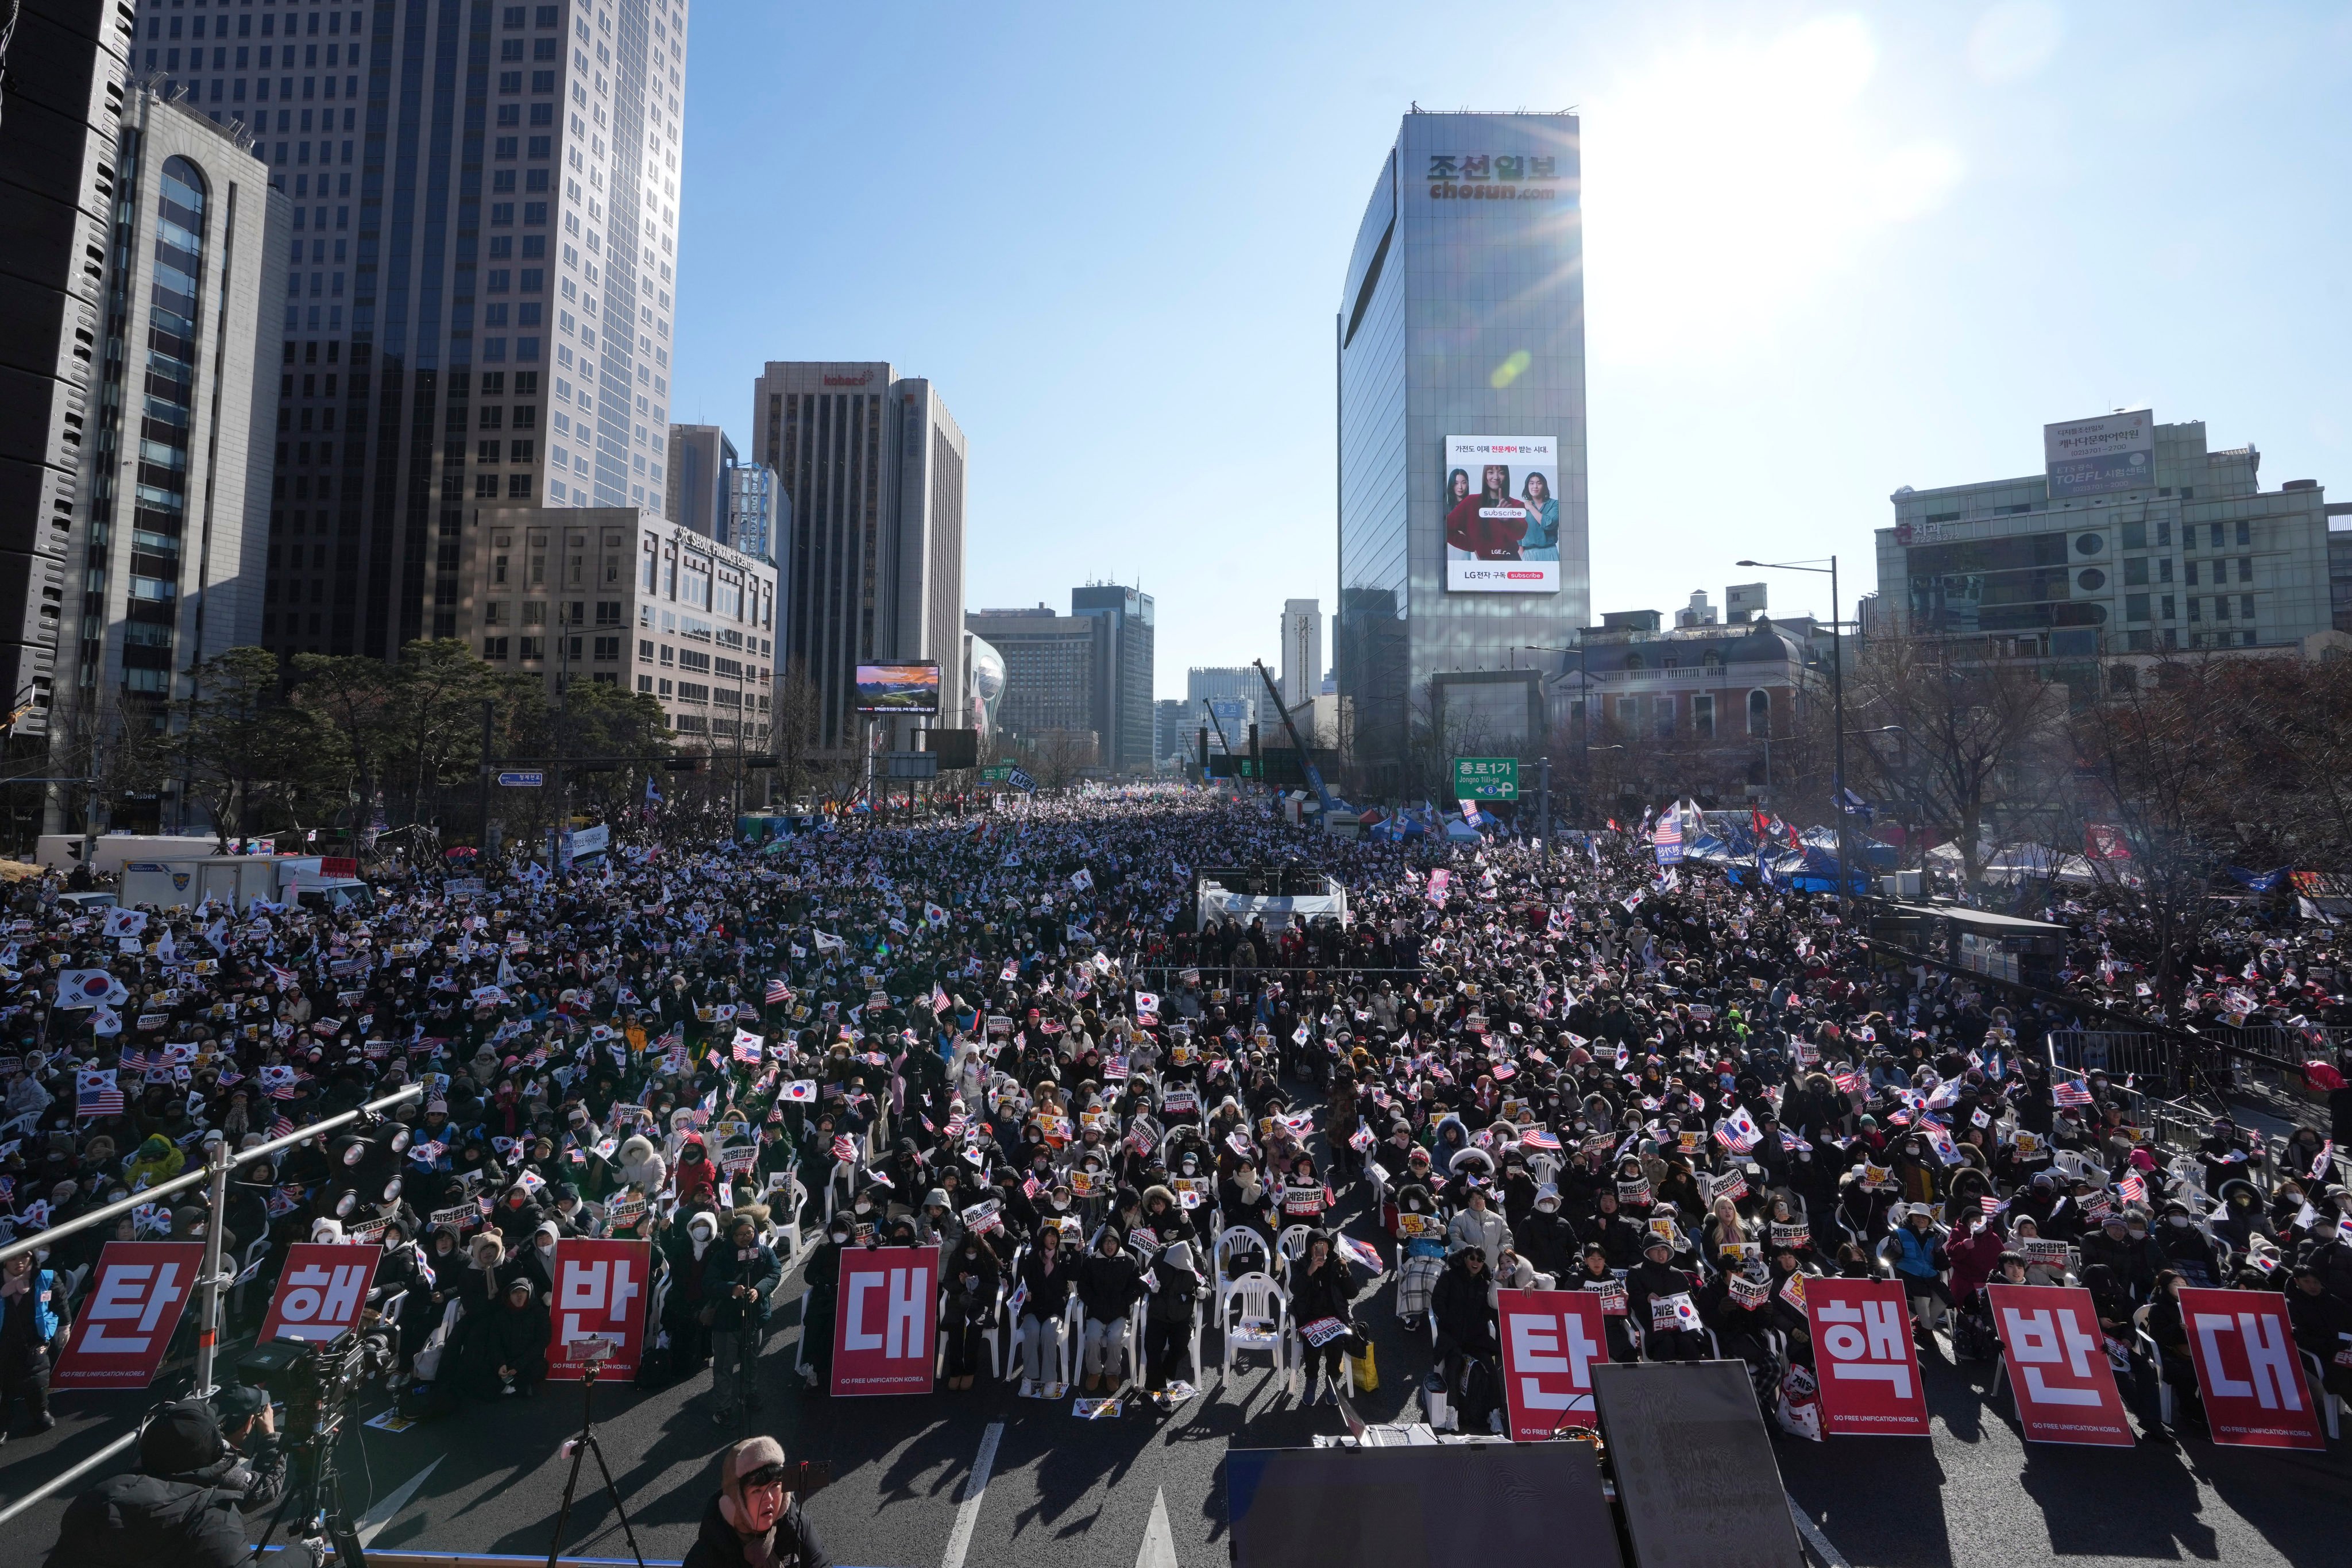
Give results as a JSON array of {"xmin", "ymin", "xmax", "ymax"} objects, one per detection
[
  {"xmin": 1071, "ymin": 582, "xmax": 1154, "ymax": 774},
  {"xmin": 752, "ymin": 361, "xmax": 966, "ymax": 753},
  {"xmin": 1726, "ymin": 582, "xmax": 1767, "ymax": 624},
  {"xmin": 125, "ymin": 0, "xmax": 693, "ymax": 660},
  {"xmin": 1186, "ymin": 666, "xmax": 1259, "ymax": 709},
  {"xmin": 964, "ymin": 605, "xmax": 1099, "ymax": 754},
  {"xmin": 963, "ymin": 628, "xmax": 1004, "ymax": 740},
  {"xmin": 0, "ymin": 0, "xmax": 140, "ymax": 743},
  {"xmin": 666, "ymin": 423, "xmax": 733, "ymax": 542},
  {"xmin": 728, "ymin": 460, "xmax": 781, "ymax": 565},
  {"xmin": 1279, "ymin": 598, "xmax": 1320, "ymax": 710},
  {"xmin": 1153, "ymin": 696, "xmax": 1188, "ymax": 768},
  {"xmin": 1336, "ymin": 110, "xmax": 1591, "ymax": 791},
  {"xmin": 63, "ymin": 87, "xmax": 287, "ymax": 752},
  {"xmin": 1876, "ymin": 418, "xmax": 2335, "ymax": 677},
  {"xmin": 461, "ymin": 504, "xmax": 775, "ymax": 745}
]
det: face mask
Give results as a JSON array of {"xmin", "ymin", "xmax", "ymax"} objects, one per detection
[
  {"xmin": 2126, "ymin": 1226, "xmax": 2147, "ymax": 1238},
  {"xmin": 855, "ymin": 1200, "xmax": 871, "ymax": 1215},
  {"xmin": 2167, "ymin": 1215, "xmax": 2189, "ymax": 1228}
]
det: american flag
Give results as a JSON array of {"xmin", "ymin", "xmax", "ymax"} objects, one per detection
[
  {"xmin": 731, "ymin": 1032, "xmax": 764, "ymax": 1064},
  {"xmin": 1833, "ymin": 1071, "xmax": 1863, "ymax": 1095},
  {"xmin": 831, "ymin": 1134, "xmax": 858, "ymax": 1164},
  {"xmin": 766, "ymin": 978, "xmax": 791, "ymax": 1005},
  {"xmin": 268, "ymin": 1114, "xmax": 296, "ymax": 1139},
  {"xmin": 2052, "ymin": 1079, "xmax": 2094, "ymax": 1107},
  {"xmin": 75, "ymin": 1070, "xmax": 123, "ymax": 1119},
  {"xmin": 1980, "ymin": 1194, "xmax": 2002, "ymax": 1216},
  {"xmin": 1102, "ymin": 1055, "xmax": 1128, "ymax": 1081},
  {"xmin": 1519, "ymin": 1129, "xmax": 1561, "ymax": 1151},
  {"xmin": 2118, "ymin": 1173, "xmax": 2148, "ymax": 1207}
]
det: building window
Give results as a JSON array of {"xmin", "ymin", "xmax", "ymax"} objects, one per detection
[
  {"xmin": 592, "ymin": 635, "xmax": 619, "ymax": 661},
  {"xmin": 1652, "ymin": 696, "xmax": 1674, "ymax": 740},
  {"xmin": 483, "ymin": 637, "xmax": 510, "ymax": 659},
  {"xmin": 1692, "ymin": 694, "xmax": 1714, "ymax": 738},
  {"xmin": 1746, "ymin": 690, "xmax": 1770, "ymax": 737}
]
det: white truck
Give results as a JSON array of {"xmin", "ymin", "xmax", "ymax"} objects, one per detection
[{"xmin": 116, "ymin": 855, "xmax": 320, "ymax": 912}]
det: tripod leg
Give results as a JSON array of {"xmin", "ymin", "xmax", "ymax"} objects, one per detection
[
  {"xmin": 582, "ymin": 1436, "xmax": 651, "ymax": 1568},
  {"xmin": 542, "ymin": 1439, "xmax": 594, "ymax": 1568}
]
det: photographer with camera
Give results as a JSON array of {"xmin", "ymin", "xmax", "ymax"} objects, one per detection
[
  {"xmin": 206, "ymin": 1383, "xmax": 289, "ymax": 1516},
  {"xmin": 683, "ymin": 1435, "xmax": 829, "ymax": 1568},
  {"xmin": 46, "ymin": 1399, "xmax": 320, "ymax": 1568},
  {"xmin": 704, "ymin": 1211, "xmax": 781, "ymax": 1423}
]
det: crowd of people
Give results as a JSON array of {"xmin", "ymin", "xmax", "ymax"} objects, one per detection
[{"xmin": 5, "ymin": 778, "xmax": 2351, "ymax": 1512}]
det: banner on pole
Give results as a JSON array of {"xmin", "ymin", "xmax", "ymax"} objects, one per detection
[
  {"xmin": 52, "ymin": 1241, "xmax": 206, "ymax": 1390},
  {"xmin": 1987, "ymin": 1284, "xmax": 2134, "ymax": 1446},
  {"xmin": 831, "ymin": 1244, "xmax": 937, "ymax": 1396},
  {"xmin": 1805, "ymin": 1277, "xmax": 1929, "ymax": 1436},
  {"xmin": 1497, "ymin": 1287, "xmax": 1606, "ymax": 1438},
  {"xmin": 2176, "ymin": 1287, "xmax": 2326, "ymax": 1449}
]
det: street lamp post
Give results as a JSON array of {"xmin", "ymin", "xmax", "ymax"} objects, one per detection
[
  {"xmin": 1737, "ymin": 557, "xmax": 1847, "ymax": 910},
  {"xmin": 1523, "ymin": 640, "xmax": 1589, "ymax": 824}
]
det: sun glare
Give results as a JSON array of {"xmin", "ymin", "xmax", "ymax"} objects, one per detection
[{"xmin": 1582, "ymin": 15, "xmax": 1962, "ymax": 370}]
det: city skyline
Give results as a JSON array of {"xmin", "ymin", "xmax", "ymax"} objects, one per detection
[{"xmin": 667, "ymin": 1, "xmax": 2351, "ymax": 697}]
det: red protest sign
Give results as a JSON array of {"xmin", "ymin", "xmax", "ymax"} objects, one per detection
[
  {"xmin": 2176, "ymin": 1287, "xmax": 2326, "ymax": 1449},
  {"xmin": 831, "ymin": 1244, "xmax": 937, "ymax": 1396},
  {"xmin": 1497, "ymin": 1287, "xmax": 1606, "ymax": 1438},
  {"xmin": 258, "ymin": 1243, "xmax": 380, "ymax": 1344},
  {"xmin": 1806, "ymin": 1277, "xmax": 1929, "ymax": 1436},
  {"xmin": 546, "ymin": 1238, "xmax": 650, "ymax": 1380},
  {"xmin": 52, "ymin": 1242, "xmax": 205, "ymax": 1389},
  {"xmin": 1987, "ymin": 1283, "xmax": 2134, "ymax": 1446}
]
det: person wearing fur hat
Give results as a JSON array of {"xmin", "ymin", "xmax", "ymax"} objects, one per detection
[{"xmin": 682, "ymin": 1434, "xmax": 829, "ymax": 1568}]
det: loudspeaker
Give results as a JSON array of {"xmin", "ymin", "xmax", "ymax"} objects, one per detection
[{"xmin": 1592, "ymin": 1361, "xmax": 1803, "ymax": 1568}]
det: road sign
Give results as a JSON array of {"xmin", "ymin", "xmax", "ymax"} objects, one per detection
[
  {"xmin": 497, "ymin": 771, "xmax": 544, "ymax": 787},
  {"xmin": 980, "ymin": 763, "xmax": 1013, "ymax": 783},
  {"xmin": 883, "ymin": 751, "xmax": 940, "ymax": 779},
  {"xmin": 1453, "ymin": 756, "xmax": 1520, "ymax": 801}
]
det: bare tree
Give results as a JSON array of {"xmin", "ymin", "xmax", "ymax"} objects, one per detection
[{"xmin": 771, "ymin": 658, "xmax": 821, "ymax": 810}]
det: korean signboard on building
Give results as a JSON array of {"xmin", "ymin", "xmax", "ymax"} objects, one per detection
[
  {"xmin": 1444, "ymin": 437, "xmax": 1559, "ymax": 593},
  {"xmin": 2044, "ymin": 410, "xmax": 2154, "ymax": 500}
]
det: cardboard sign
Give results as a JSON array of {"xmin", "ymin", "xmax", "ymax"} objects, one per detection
[
  {"xmin": 831, "ymin": 1245, "xmax": 938, "ymax": 1396},
  {"xmin": 1987, "ymin": 1284, "xmax": 2134, "ymax": 1446},
  {"xmin": 53, "ymin": 1242, "xmax": 206, "ymax": 1389},
  {"xmin": 259, "ymin": 1243, "xmax": 380, "ymax": 1344},
  {"xmin": 1499, "ymin": 1287, "xmax": 1608, "ymax": 1438},
  {"xmin": 1807, "ymin": 1277, "xmax": 1930, "ymax": 1437},
  {"xmin": 2175, "ymin": 1287, "xmax": 2326, "ymax": 1449},
  {"xmin": 546, "ymin": 1238, "xmax": 650, "ymax": 1381}
]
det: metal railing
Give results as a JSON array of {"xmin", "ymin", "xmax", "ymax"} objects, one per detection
[{"xmin": 0, "ymin": 1083, "xmax": 422, "ymax": 1529}]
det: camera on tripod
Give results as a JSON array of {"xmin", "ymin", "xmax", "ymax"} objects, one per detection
[{"xmin": 236, "ymin": 1326, "xmax": 397, "ymax": 1446}]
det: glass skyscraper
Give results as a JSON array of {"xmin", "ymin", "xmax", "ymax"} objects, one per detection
[
  {"xmin": 131, "ymin": 0, "xmax": 692, "ymax": 660},
  {"xmin": 1336, "ymin": 110, "xmax": 1589, "ymax": 794}
]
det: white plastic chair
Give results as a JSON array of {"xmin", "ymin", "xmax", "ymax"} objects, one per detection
[
  {"xmin": 1220, "ymin": 1269, "xmax": 1289, "ymax": 1382},
  {"xmin": 1275, "ymin": 1223, "xmax": 1312, "ymax": 1279},
  {"xmin": 2300, "ymin": 1350, "xmax": 2345, "ymax": 1439},
  {"xmin": 1214, "ymin": 1225, "xmax": 1267, "ymax": 1297}
]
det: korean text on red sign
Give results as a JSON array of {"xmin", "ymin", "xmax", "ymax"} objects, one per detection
[
  {"xmin": 1806, "ymin": 1277, "xmax": 1929, "ymax": 1436},
  {"xmin": 2175, "ymin": 1287, "xmax": 2326, "ymax": 1450},
  {"xmin": 53, "ymin": 1241, "xmax": 206, "ymax": 1389},
  {"xmin": 1497, "ymin": 1288, "xmax": 1606, "ymax": 1438},
  {"xmin": 1987, "ymin": 1284, "xmax": 2134, "ymax": 1446},
  {"xmin": 547, "ymin": 1238, "xmax": 650, "ymax": 1380},
  {"xmin": 259, "ymin": 1243, "xmax": 380, "ymax": 1344},
  {"xmin": 830, "ymin": 1245, "xmax": 937, "ymax": 1397}
]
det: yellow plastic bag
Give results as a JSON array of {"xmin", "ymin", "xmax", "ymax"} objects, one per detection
[{"xmin": 1347, "ymin": 1342, "xmax": 1378, "ymax": 1394}]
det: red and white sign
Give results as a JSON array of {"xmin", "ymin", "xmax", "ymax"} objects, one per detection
[
  {"xmin": 258, "ymin": 1243, "xmax": 380, "ymax": 1343},
  {"xmin": 546, "ymin": 1238, "xmax": 650, "ymax": 1381},
  {"xmin": 1806, "ymin": 1277, "xmax": 1929, "ymax": 1436},
  {"xmin": 52, "ymin": 1242, "xmax": 205, "ymax": 1389},
  {"xmin": 1497, "ymin": 1288, "xmax": 1606, "ymax": 1438},
  {"xmin": 831, "ymin": 1245, "xmax": 937, "ymax": 1397},
  {"xmin": 1988, "ymin": 1284, "xmax": 2134, "ymax": 1446},
  {"xmin": 2176, "ymin": 1287, "xmax": 2326, "ymax": 1450}
]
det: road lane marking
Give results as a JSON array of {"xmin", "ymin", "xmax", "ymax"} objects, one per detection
[
  {"xmin": 1136, "ymin": 1486, "xmax": 1179, "ymax": 1568},
  {"xmin": 356, "ymin": 1455, "xmax": 442, "ymax": 1547},
  {"xmin": 940, "ymin": 1419, "xmax": 1003, "ymax": 1568},
  {"xmin": 1787, "ymin": 1492, "xmax": 1853, "ymax": 1568}
]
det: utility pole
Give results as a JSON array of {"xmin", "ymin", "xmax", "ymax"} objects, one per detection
[{"xmin": 478, "ymin": 698, "xmax": 493, "ymax": 860}]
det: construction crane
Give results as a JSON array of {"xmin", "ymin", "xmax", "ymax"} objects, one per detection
[{"xmin": 1252, "ymin": 659, "xmax": 1341, "ymax": 818}]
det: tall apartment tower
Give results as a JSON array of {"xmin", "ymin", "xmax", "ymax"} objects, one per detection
[
  {"xmin": 1071, "ymin": 582, "xmax": 1153, "ymax": 774},
  {"xmin": 752, "ymin": 362, "xmax": 966, "ymax": 753},
  {"xmin": 0, "ymin": 0, "xmax": 139, "ymax": 744},
  {"xmin": 665, "ymin": 422, "xmax": 731, "ymax": 542},
  {"xmin": 127, "ymin": 0, "xmax": 693, "ymax": 661},
  {"xmin": 1279, "ymin": 598, "xmax": 1320, "ymax": 711},
  {"xmin": 63, "ymin": 88, "xmax": 287, "ymax": 751}
]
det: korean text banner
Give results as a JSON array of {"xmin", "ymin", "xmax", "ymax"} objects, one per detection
[
  {"xmin": 2176, "ymin": 1287, "xmax": 2326, "ymax": 1450},
  {"xmin": 831, "ymin": 1245, "xmax": 937, "ymax": 1396},
  {"xmin": 1498, "ymin": 1287, "xmax": 1606, "ymax": 1438},
  {"xmin": 1987, "ymin": 1284, "xmax": 2135, "ymax": 1446},
  {"xmin": 853, "ymin": 662, "xmax": 941, "ymax": 715},
  {"xmin": 53, "ymin": 1241, "xmax": 206, "ymax": 1389},
  {"xmin": 1443, "ymin": 436, "xmax": 1559, "ymax": 593},
  {"xmin": 2044, "ymin": 410, "xmax": 2154, "ymax": 500},
  {"xmin": 260, "ymin": 1243, "xmax": 380, "ymax": 1345},
  {"xmin": 1806, "ymin": 1278, "xmax": 1929, "ymax": 1436},
  {"xmin": 546, "ymin": 1238, "xmax": 651, "ymax": 1380}
]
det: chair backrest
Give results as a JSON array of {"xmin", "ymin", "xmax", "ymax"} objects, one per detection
[
  {"xmin": 1527, "ymin": 1152, "xmax": 1562, "ymax": 1185},
  {"xmin": 1223, "ymin": 1269, "xmax": 1285, "ymax": 1322},
  {"xmin": 1276, "ymin": 1224, "xmax": 1312, "ymax": 1263},
  {"xmin": 1216, "ymin": 1225, "xmax": 1264, "ymax": 1275}
]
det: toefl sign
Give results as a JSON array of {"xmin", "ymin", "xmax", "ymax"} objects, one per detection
[
  {"xmin": 1806, "ymin": 1278, "xmax": 1929, "ymax": 1436},
  {"xmin": 1988, "ymin": 1284, "xmax": 2134, "ymax": 1446},
  {"xmin": 546, "ymin": 1238, "xmax": 650, "ymax": 1380},
  {"xmin": 259, "ymin": 1243, "xmax": 380, "ymax": 1343},
  {"xmin": 831, "ymin": 1245, "xmax": 937, "ymax": 1396},
  {"xmin": 52, "ymin": 1242, "xmax": 206, "ymax": 1389},
  {"xmin": 2175, "ymin": 1287, "xmax": 2326, "ymax": 1449},
  {"xmin": 1497, "ymin": 1288, "xmax": 1607, "ymax": 1438}
]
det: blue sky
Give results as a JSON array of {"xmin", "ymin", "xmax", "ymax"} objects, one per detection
[{"xmin": 670, "ymin": 2, "xmax": 2352, "ymax": 697}]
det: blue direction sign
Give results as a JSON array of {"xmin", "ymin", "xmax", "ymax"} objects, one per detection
[{"xmin": 497, "ymin": 771, "xmax": 545, "ymax": 787}]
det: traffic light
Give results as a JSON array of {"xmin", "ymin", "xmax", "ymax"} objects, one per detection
[
  {"xmin": 665, "ymin": 756, "xmax": 706, "ymax": 773},
  {"xmin": 743, "ymin": 754, "xmax": 780, "ymax": 769}
]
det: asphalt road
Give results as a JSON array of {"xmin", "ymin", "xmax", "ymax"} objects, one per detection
[{"xmin": 3, "ymin": 1179, "xmax": 2348, "ymax": 1567}]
